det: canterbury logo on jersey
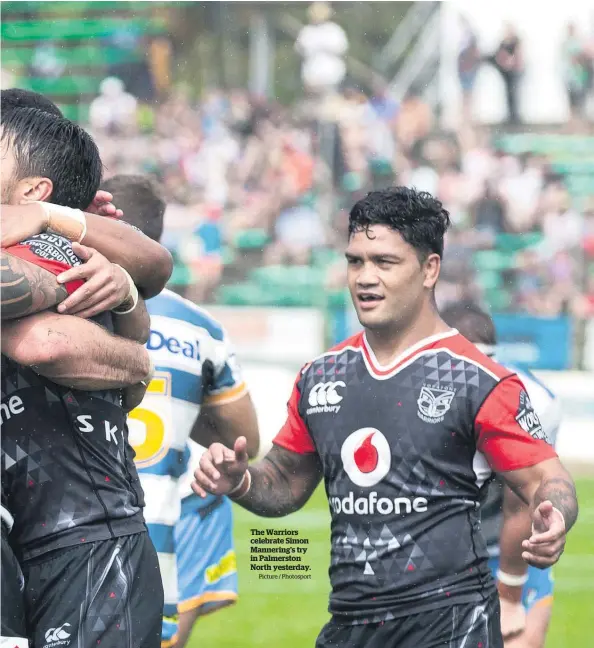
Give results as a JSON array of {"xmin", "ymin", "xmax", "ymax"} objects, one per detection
[
  {"xmin": 306, "ymin": 381, "xmax": 345, "ymax": 415},
  {"xmin": 147, "ymin": 329, "xmax": 200, "ymax": 361},
  {"xmin": 43, "ymin": 622, "xmax": 71, "ymax": 647}
]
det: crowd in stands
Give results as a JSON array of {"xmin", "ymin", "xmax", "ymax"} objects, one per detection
[{"xmin": 87, "ymin": 65, "xmax": 594, "ymax": 320}]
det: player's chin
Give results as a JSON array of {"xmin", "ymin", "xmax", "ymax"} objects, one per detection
[{"xmin": 355, "ymin": 306, "xmax": 389, "ymax": 329}]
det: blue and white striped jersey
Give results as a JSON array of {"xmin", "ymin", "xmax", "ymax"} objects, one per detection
[
  {"xmin": 128, "ymin": 289, "xmax": 246, "ymax": 614},
  {"xmin": 481, "ymin": 362, "xmax": 562, "ymax": 556}
]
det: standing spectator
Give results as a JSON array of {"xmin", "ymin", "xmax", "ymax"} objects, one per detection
[
  {"xmin": 561, "ymin": 24, "xmax": 589, "ymax": 129},
  {"xmin": 89, "ymin": 77, "xmax": 138, "ymax": 136},
  {"xmin": 489, "ymin": 23, "xmax": 524, "ymax": 124},
  {"xmin": 295, "ymin": 2, "xmax": 348, "ymax": 96},
  {"xmin": 457, "ymin": 17, "xmax": 481, "ymax": 123},
  {"xmin": 470, "ymin": 180, "xmax": 508, "ymax": 237}
]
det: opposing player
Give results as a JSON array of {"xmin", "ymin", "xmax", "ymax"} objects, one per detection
[
  {"xmin": 441, "ymin": 301, "xmax": 562, "ymax": 648},
  {"xmin": 102, "ymin": 174, "xmax": 259, "ymax": 648},
  {"xmin": 194, "ymin": 187, "xmax": 578, "ymax": 648},
  {"xmin": 1, "ymin": 107, "xmax": 172, "ymax": 646}
]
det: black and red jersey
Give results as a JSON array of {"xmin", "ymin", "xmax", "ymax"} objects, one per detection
[
  {"xmin": 274, "ymin": 329, "xmax": 556, "ymax": 624},
  {"xmin": 1, "ymin": 234, "xmax": 145, "ymax": 561}
]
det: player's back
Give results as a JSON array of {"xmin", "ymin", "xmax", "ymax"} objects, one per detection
[
  {"xmin": 128, "ymin": 289, "xmax": 245, "ymax": 613},
  {"xmin": 480, "ymin": 362, "xmax": 561, "ymax": 557}
]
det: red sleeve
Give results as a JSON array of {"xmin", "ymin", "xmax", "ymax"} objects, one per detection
[
  {"xmin": 475, "ymin": 375, "xmax": 558, "ymax": 472},
  {"xmin": 5, "ymin": 238, "xmax": 83, "ymax": 295},
  {"xmin": 272, "ymin": 374, "xmax": 316, "ymax": 454}
]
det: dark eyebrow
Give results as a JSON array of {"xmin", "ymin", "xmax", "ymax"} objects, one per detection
[
  {"xmin": 370, "ymin": 254, "xmax": 400, "ymax": 263},
  {"xmin": 345, "ymin": 252, "xmax": 361, "ymax": 261}
]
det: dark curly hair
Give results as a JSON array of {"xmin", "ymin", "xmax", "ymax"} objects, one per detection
[{"xmin": 348, "ymin": 186, "xmax": 451, "ymax": 260}]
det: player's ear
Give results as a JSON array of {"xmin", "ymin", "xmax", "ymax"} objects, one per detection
[
  {"xmin": 422, "ymin": 253, "xmax": 441, "ymax": 289},
  {"xmin": 17, "ymin": 176, "xmax": 53, "ymax": 204}
]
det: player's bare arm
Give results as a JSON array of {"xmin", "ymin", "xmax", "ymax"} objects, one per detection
[
  {"xmin": 500, "ymin": 457, "xmax": 578, "ymax": 568},
  {"xmin": 1, "ymin": 202, "xmax": 173, "ymax": 298},
  {"xmin": 2, "ymin": 311, "xmax": 153, "ymax": 390},
  {"xmin": 191, "ymin": 393, "xmax": 260, "ymax": 459},
  {"xmin": 112, "ymin": 297, "xmax": 151, "ymax": 344},
  {"xmin": 1, "ymin": 249, "xmax": 68, "ymax": 319},
  {"xmin": 193, "ymin": 439, "xmax": 323, "ymax": 517}
]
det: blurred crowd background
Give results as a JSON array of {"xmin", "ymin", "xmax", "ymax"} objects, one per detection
[{"xmin": 2, "ymin": 0, "xmax": 594, "ymax": 369}]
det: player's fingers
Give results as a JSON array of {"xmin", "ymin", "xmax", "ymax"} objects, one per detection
[
  {"xmin": 71, "ymin": 242, "xmax": 94, "ymax": 261},
  {"xmin": 91, "ymin": 190, "xmax": 113, "ymax": 206},
  {"xmin": 525, "ymin": 524, "xmax": 564, "ymax": 545},
  {"xmin": 193, "ymin": 467, "xmax": 218, "ymax": 493},
  {"xmin": 522, "ymin": 551, "xmax": 557, "ymax": 569},
  {"xmin": 57, "ymin": 273, "xmax": 110, "ymax": 313},
  {"xmin": 191, "ymin": 481, "xmax": 208, "ymax": 498},
  {"xmin": 96, "ymin": 203, "xmax": 117, "ymax": 216},
  {"xmin": 115, "ymin": 208, "xmax": 124, "ymax": 218},
  {"xmin": 522, "ymin": 541, "xmax": 559, "ymax": 559},
  {"xmin": 63, "ymin": 284, "xmax": 115, "ymax": 315},
  {"xmin": 234, "ymin": 436, "xmax": 249, "ymax": 463},
  {"xmin": 211, "ymin": 444, "xmax": 226, "ymax": 466},
  {"xmin": 199, "ymin": 454, "xmax": 221, "ymax": 482}
]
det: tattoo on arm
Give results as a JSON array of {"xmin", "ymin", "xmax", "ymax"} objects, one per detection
[
  {"xmin": 1, "ymin": 251, "xmax": 68, "ymax": 319},
  {"xmin": 534, "ymin": 477, "xmax": 579, "ymax": 531},
  {"xmin": 240, "ymin": 446, "xmax": 323, "ymax": 518}
]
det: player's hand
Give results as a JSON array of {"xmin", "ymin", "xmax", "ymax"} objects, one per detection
[
  {"xmin": 56, "ymin": 243, "xmax": 130, "ymax": 318},
  {"xmin": 1, "ymin": 202, "xmax": 47, "ymax": 247},
  {"xmin": 521, "ymin": 501, "xmax": 566, "ymax": 568},
  {"xmin": 498, "ymin": 596, "xmax": 526, "ymax": 640},
  {"xmin": 86, "ymin": 190, "xmax": 124, "ymax": 218},
  {"xmin": 192, "ymin": 437, "xmax": 250, "ymax": 498},
  {"xmin": 122, "ymin": 381, "xmax": 149, "ymax": 412}
]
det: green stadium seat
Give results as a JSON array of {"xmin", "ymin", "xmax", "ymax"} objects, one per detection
[
  {"xmin": 1, "ymin": 45, "xmax": 140, "ymax": 68},
  {"xmin": 1, "ymin": 18, "xmax": 151, "ymax": 41},
  {"xmin": 495, "ymin": 233, "xmax": 543, "ymax": 253},
  {"xmin": 473, "ymin": 250, "xmax": 516, "ymax": 272},
  {"xmin": 233, "ymin": 229, "xmax": 270, "ymax": 250},
  {"xmin": 20, "ymin": 76, "xmax": 102, "ymax": 95}
]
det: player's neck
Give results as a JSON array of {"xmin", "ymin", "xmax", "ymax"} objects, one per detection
[{"xmin": 364, "ymin": 310, "xmax": 450, "ymax": 367}]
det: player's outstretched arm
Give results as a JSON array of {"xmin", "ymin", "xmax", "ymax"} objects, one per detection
[
  {"xmin": 1, "ymin": 201, "xmax": 173, "ymax": 298},
  {"xmin": 2, "ymin": 311, "xmax": 153, "ymax": 390},
  {"xmin": 193, "ymin": 438, "xmax": 323, "ymax": 518},
  {"xmin": 499, "ymin": 458, "xmax": 578, "ymax": 569}
]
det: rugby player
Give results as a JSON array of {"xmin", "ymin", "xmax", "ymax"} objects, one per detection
[
  {"xmin": 441, "ymin": 301, "xmax": 562, "ymax": 648},
  {"xmin": 101, "ymin": 173, "xmax": 260, "ymax": 648},
  {"xmin": 193, "ymin": 187, "xmax": 578, "ymax": 648},
  {"xmin": 1, "ymin": 107, "xmax": 173, "ymax": 646}
]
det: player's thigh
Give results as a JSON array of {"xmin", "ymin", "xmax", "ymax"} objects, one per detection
[
  {"xmin": 23, "ymin": 532, "xmax": 163, "ymax": 648},
  {"xmin": 1, "ymin": 528, "xmax": 28, "ymax": 644}
]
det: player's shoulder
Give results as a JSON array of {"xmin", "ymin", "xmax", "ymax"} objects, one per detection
[
  {"xmin": 299, "ymin": 332, "xmax": 364, "ymax": 376},
  {"xmin": 147, "ymin": 289, "xmax": 225, "ymax": 341},
  {"xmin": 505, "ymin": 364, "xmax": 557, "ymax": 401},
  {"xmin": 439, "ymin": 333, "xmax": 515, "ymax": 382}
]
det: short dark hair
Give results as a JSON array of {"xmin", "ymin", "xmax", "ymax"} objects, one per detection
[
  {"xmin": 1, "ymin": 107, "xmax": 102, "ymax": 209},
  {"xmin": 1, "ymin": 88, "xmax": 63, "ymax": 118},
  {"xmin": 101, "ymin": 174, "xmax": 166, "ymax": 243},
  {"xmin": 348, "ymin": 187, "xmax": 451, "ymax": 259},
  {"xmin": 440, "ymin": 301, "xmax": 497, "ymax": 346}
]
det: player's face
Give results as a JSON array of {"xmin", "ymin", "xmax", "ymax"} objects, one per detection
[
  {"xmin": 0, "ymin": 132, "xmax": 17, "ymax": 204},
  {"xmin": 346, "ymin": 225, "xmax": 440, "ymax": 332}
]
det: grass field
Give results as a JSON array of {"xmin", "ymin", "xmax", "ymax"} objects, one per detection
[{"xmin": 189, "ymin": 477, "xmax": 594, "ymax": 648}]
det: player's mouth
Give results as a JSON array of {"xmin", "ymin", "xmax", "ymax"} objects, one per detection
[{"xmin": 357, "ymin": 292, "xmax": 384, "ymax": 310}]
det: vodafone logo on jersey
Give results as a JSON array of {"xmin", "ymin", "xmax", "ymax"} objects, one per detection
[{"xmin": 341, "ymin": 428, "xmax": 391, "ymax": 487}]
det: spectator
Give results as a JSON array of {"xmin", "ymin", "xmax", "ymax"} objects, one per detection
[
  {"xmin": 89, "ymin": 77, "xmax": 138, "ymax": 136},
  {"xmin": 457, "ymin": 17, "xmax": 481, "ymax": 123},
  {"xmin": 470, "ymin": 180, "xmax": 508, "ymax": 237},
  {"xmin": 295, "ymin": 2, "xmax": 348, "ymax": 96},
  {"xmin": 489, "ymin": 23, "xmax": 524, "ymax": 124},
  {"xmin": 561, "ymin": 24, "xmax": 589, "ymax": 129}
]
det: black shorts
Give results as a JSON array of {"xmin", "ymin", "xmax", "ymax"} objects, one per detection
[
  {"xmin": 22, "ymin": 532, "xmax": 163, "ymax": 648},
  {"xmin": 316, "ymin": 594, "xmax": 503, "ymax": 648},
  {"xmin": 1, "ymin": 524, "xmax": 28, "ymax": 644}
]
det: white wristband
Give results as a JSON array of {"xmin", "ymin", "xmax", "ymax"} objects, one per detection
[
  {"xmin": 36, "ymin": 202, "xmax": 87, "ymax": 243},
  {"xmin": 112, "ymin": 264, "xmax": 139, "ymax": 314},
  {"xmin": 228, "ymin": 470, "xmax": 251, "ymax": 499},
  {"xmin": 497, "ymin": 569, "xmax": 529, "ymax": 587}
]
